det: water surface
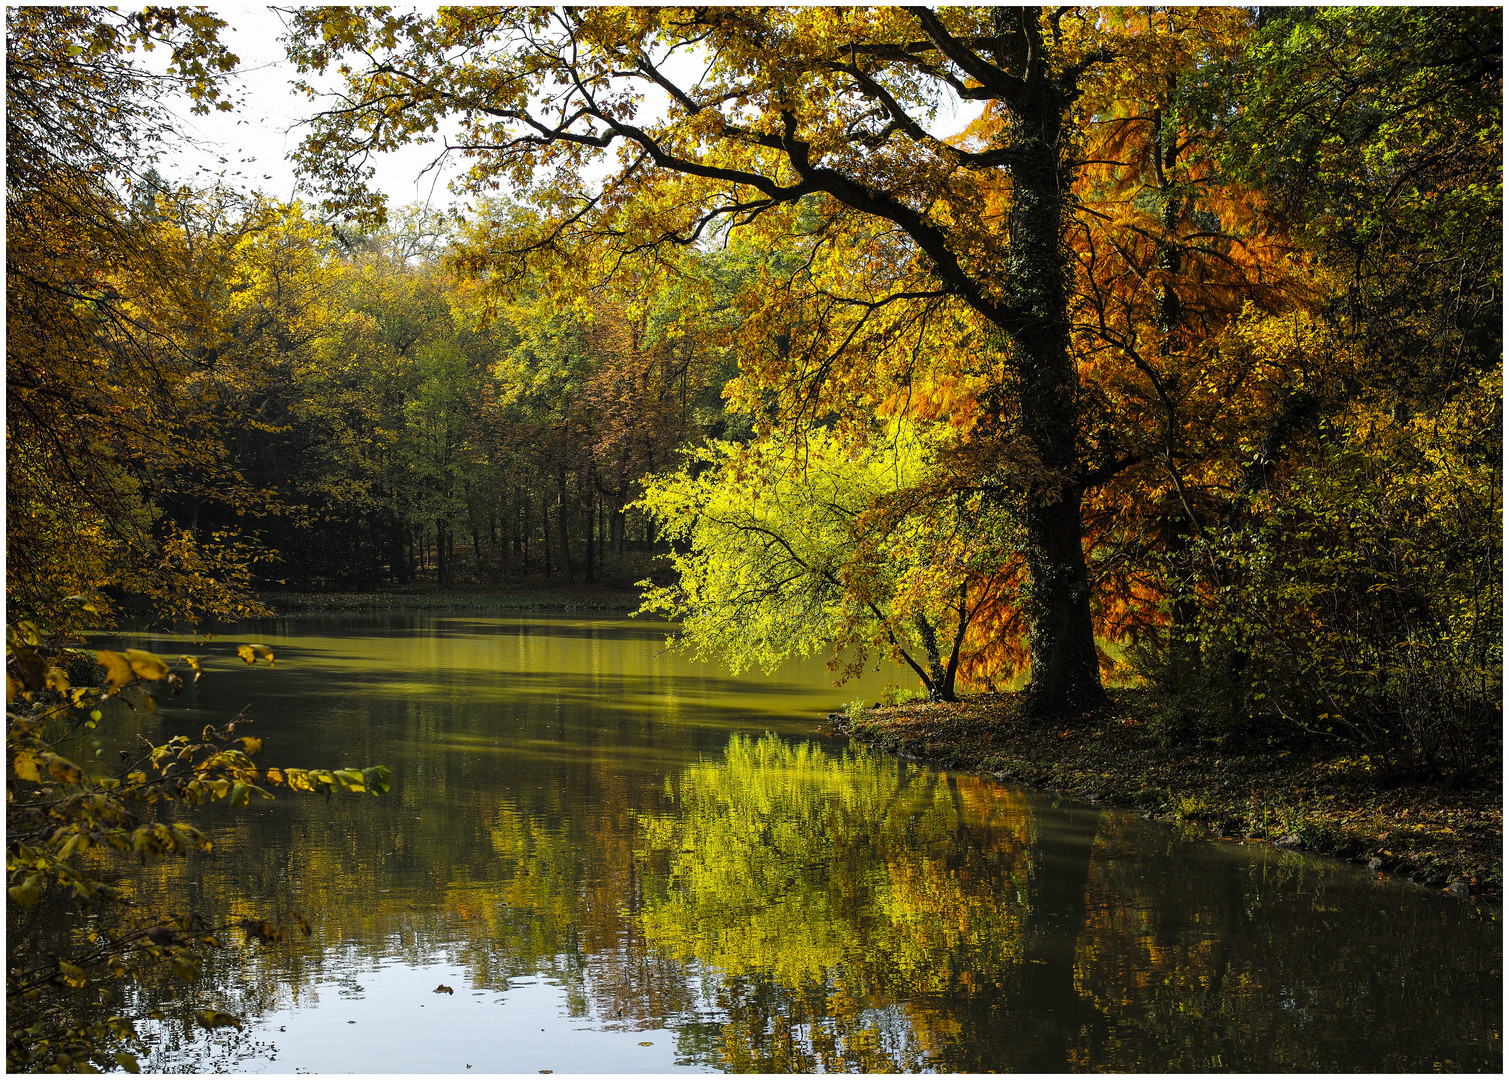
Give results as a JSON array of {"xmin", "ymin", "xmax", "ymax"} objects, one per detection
[{"xmin": 55, "ymin": 614, "xmax": 1502, "ymax": 1071}]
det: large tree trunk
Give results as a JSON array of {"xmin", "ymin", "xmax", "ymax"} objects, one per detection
[
  {"xmin": 1002, "ymin": 22, "xmax": 1106, "ymax": 715},
  {"xmin": 1021, "ymin": 492, "xmax": 1103, "ymax": 713}
]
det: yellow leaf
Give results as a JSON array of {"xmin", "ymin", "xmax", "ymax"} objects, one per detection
[
  {"xmin": 96, "ymin": 649, "xmax": 134, "ymax": 692},
  {"xmin": 42, "ymin": 752, "xmax": 83, "ymax": 784},
  {"xmin": 236, "ymin": 643, "xmax": 275, "ymax": 666},
  {"xmin": 123, "ymin": 649, "xmax": 169, "ymax": 681},
  {"xmin": 13, "ymin": 751, "xmax": 42, "ymax": 783}
]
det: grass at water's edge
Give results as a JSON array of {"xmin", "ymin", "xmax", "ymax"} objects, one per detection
[{"xmin": 834, "ymin": 689, "xmax": 1502, "ymax": 900}]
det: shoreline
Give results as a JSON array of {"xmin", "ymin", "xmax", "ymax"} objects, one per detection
[
  {"xmin": 260, "ymin": 583, "xmax": 645, "ymax": 616},
  {"xmin": 833, "ymin": 689, "xmax": 1502, "ymax": 900}
]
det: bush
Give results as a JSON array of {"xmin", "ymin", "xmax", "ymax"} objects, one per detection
[
  {"xmin": 6, "ymin": 623, "xmax": 390, "ymax": 1072},
  {"xmin": 1126, "ymin": 635, "xmax": 1257, "ymax": 748},
  {"xmin": 1134, "ymin": 379, "xmax": 1500, "ymax": 778}
]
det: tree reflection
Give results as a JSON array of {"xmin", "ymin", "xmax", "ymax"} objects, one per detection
[
  {"xmin": 86, "ymin": 729, "xmax": 1498, "ymax": 1073},
  {"xmin": 634, "ymin": 733, "xmax": 1104, "ymax": 1070},
  {"xmin": 1069, "ymin": 815, "xmax": 1502, "ymax": 1071}
]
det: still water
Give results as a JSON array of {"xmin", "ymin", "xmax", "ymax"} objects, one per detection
[{"xmin": 73, "ymin": 614, "xmax": 1500, "ymax": 1071}]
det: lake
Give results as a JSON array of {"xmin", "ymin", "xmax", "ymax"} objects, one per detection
[{"xmin": 60, "ymin": 613, "xmax": 1502, "ymax": 1071}]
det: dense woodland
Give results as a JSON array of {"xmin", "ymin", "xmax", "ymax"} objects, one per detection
[{"xmin": 5, "ymin": 7, "xmax": 1503, "ymax": 1068}]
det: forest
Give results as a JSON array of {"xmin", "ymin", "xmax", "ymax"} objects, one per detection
[
  {"xmin": 5, "ymin": 6, "xmax": 1502, "ymax": 1072},
  {"xmin": 12, "ymin": 5, "xmax": 1500, "ymax": 732}
]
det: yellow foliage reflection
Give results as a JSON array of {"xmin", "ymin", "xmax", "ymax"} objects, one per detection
[{"xmin": 635, "ymin": 734, "xmax": 1052, "ymax": 1068}]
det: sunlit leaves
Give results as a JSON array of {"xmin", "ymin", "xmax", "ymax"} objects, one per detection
[
  {"xmin": 6, "ymin": 622, "xmax": 391, "ymax": 1072},
  {"xmin": 7, "ymin": 9, "xmax": 274, "ymax": 633}
]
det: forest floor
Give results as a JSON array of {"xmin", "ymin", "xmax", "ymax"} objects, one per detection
[
  {"xmin": 262, "ymin": 581, "xmax": 645, "ymax": 615},
  {"xmin": 837, "ymin": 689, "xmax": 1502, "ymax": 900}
]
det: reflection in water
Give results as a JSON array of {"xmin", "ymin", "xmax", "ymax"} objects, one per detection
[
  {"xmin": 26, "ymin": 615, "xmax": 1499, "ymax": 1072},
  {"xmin": 636, "ymin": 735, "xmax": 1044, "ymax": 1071}
]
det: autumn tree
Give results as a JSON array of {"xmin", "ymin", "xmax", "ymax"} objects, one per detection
[
  {"xmin": 285, "ymin": 5, "xmax": 1131, "ymax": 713},
  {"xmin": 1190, "ymin": 7, "xmax": 1502, "ymax": 763},
  {"xmin": 6, "ymin": 6, "xmax": 274, "ymax": 630},
  {"xmin": 639, "ymin": 423, "xmax": 1016, "ymax": 701}
]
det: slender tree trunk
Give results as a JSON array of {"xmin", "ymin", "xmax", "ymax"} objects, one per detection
[
  {"xmin": 391, "ymin": 518, "xmax": 409, "ymax": 584},
  {"xmin": 609, "ymin": 505, "xmax": 625, "ymax": 564},
  {"xmin": 584, "ymin": 488, "xmax": 595, "ymax": 584},
  {"xmin": 435, "ymin": 517, "xmax": 448, "ymax": 587},
  {"xmin": 555, "ymin": 465, "xmax": 574, "ymax": 585},
  {"xmin": 541, "ymin": 483, "xmax": 551, "ymax": 578},
  {"xmin": 913, "ymin": 613, "xmax": 956, "ymax": 703}
]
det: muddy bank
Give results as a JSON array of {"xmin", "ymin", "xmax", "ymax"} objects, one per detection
[{"xmin": 835, "ymin": 689, "xmax": 1501, "ymax": 898}]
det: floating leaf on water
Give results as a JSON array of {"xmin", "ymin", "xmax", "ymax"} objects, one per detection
[{"xmin": 58, "ymin": 960, "xmax": 88, "ymax": 987}]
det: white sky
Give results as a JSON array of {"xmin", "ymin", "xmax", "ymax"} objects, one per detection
[
  {"xmin": 162, "ymin": 5, "xmax": 468, "ymax": 214},
  {"xmin": 158, "ymin": 5, "xmax": 986, "ymax": 221}
]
